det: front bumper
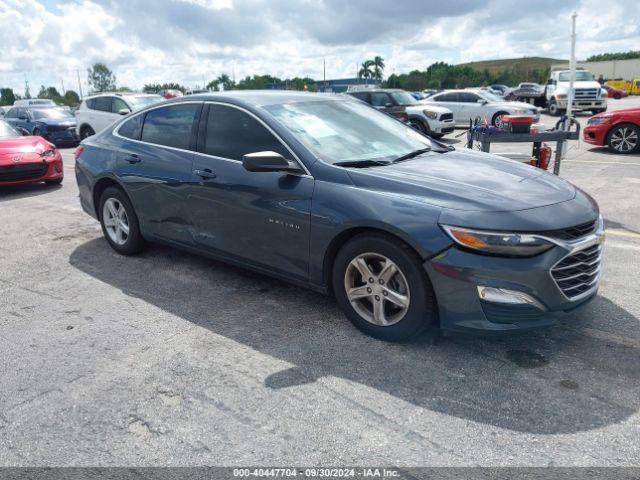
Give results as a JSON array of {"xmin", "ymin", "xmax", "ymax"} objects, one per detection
[
  {"xmin": 430, "ymin": 119, "xmax": 456, "ymax": 135},
  {"xmin": 0, "ymin": 157, "xmax": 64, "ymax": 186},
  {"xmin": 424, "ymin": 227, "xmax": 605, "ymax": 333},
  {"xmin": 45, "ymin": 128, "xmax": 79, "ymax": 146},
  {"xmin": 556, "ymin": 99, "xmax": 607, "ymax": 111},
  {"xmin": 583, "ymin": 124, "xmax": 608, "ymax": 146}
]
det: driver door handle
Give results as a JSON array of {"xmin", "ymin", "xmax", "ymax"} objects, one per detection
[
  {"xmin": 194, "ymin": 168, "xmax": 217, "ymax": 179},
  {"xmin": 126, "ymin": 154, "xmax": 141, "ymax": 164}
]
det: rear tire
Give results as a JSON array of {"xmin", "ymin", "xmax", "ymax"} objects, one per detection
[
  {"xmin": 332, "ymin": 233, "xmax": 437, "ymax": 342},
  {"xmin": 98, "ymin": 186, "xmax": 144, "ymax": 255},
  {"xmin": 613, "ymin": 93, "xmax": 621, "ymax": 100},
  {"xmin": 81, "ymin": 125, "xmax": 95, "ymax": 140},
  {"xmin": 606, "ymin": 123, "xmax": 640, "ymax": 154}
]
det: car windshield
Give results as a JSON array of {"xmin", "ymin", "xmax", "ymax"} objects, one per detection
[
  {"xmin": 475, "ymin": 91, "xmax": 504, "ymax": 102},
  {"xmin": 31, "ymin": 108, "xmax": 74, "ymax": 120},
  {"xmin": 389, "ymin": 91, "xmax": 418, "ymax": 106},
  {"xmin": 127, "ymin": 95, "xmax": 163, "ymax": 109},
  {"xmin": 0, "ymin": 120, "xmax": 19, "ymax": 138},
  {"xmin": 558, "ymin": 71, "xmax": 595, "ymax": 82},
  {"xmin": 264, "ymin": 99, "xmax": 432, "ymax": 165}
]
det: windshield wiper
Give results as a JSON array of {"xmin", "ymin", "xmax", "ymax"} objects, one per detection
[
  {"xmin": 391, "ymin": 147, "xmax": 432, "ymax": 164},
  {"xmin": 334, "ymin": 159, "xmax": 391, "ymax": 168}
]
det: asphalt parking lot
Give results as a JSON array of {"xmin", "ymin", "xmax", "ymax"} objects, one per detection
[{"xmin": 1, "ymin": 98, "xmax": 639, "ymax": 467}]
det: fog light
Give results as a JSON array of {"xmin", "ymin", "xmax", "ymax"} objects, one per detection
[{"xmin": 477, "ymin": 286, "xmax": 546, "ymax": 310}]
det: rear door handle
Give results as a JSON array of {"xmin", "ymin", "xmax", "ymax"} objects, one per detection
[
  {"xmin": 126, "ymin": 154, "xmax": 141, "ymax": 164},
  {"xmin": 194, "ymin": 168, "xmax": 217, "ymax": 180}
]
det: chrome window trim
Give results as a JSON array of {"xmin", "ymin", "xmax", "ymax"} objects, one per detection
[{"xmin": 112, "ymin": 100, "xmax": 312, "ymax": 177}]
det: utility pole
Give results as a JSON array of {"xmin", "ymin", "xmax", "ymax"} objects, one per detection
[
  {"xmin": 76, "ymin": 69, "xmax": 83, "ymax": 99},
  {"xmin": 556, "ymin": 11, "xmax": 577, "ymax": 175},
  {"xmin": 60, "ymin": 78, "xmax": 66, "ymax": 95},
  {"xmin": 323, "ymin": 58, "xmax": 326, "ymax": 92}
]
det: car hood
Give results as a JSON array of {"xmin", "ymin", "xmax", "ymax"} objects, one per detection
[
  {"xmin": 595, "ymin": 106, "xmax": 640, "ymax": 118},
  {"xmin": 346, "ymin": 148, "xmax": 576, "ymax": 212},
  {"xmin": 0, "ymin": 136, "xmax": 53, "ymax": 166},
  {"xmin": 407, "ymin": 104, "xmax": 451, "ymax": 114},
  {"xmin": 38, "ymin": 117, "xmax": 76, "ymax": 127},
  {"xmin": 490, "ymin": 100, "xmax": 540, "ymax": 111}
]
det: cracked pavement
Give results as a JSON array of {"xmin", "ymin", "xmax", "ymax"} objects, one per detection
[{"xmin": 0, "ymin": 98, "xmax": 639, "ymax": 466}]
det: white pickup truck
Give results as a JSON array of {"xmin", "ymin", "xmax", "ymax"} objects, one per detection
[{"xmin": 545, "ymin": 69, "xmax": 607, "ymax": 116}]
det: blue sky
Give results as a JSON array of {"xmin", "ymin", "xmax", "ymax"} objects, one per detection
[{"xmin": 1, "ymin": 0, "xmax": 639, "ymax": 95}]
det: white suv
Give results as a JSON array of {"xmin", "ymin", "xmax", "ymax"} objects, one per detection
[{"xmin": 75, "ymin": 93, "xmax": 163, "ymax": 139}]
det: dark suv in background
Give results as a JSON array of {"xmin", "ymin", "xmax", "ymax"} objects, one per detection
[{"xmin": 346, "ymin": 88, "xmax": 412, "ymax": 123}]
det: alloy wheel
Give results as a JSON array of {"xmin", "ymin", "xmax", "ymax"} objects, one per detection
[
  {"xmin": 343, "ymin": 252, "xmax": 410, "ymax": 326},
  {"xmin": 610, "ymin": 127, "xmax": 638, "ymax": 153},
  {"xmin": 102, "ymin": 198, "xmax": 130, "ymax": 245}
]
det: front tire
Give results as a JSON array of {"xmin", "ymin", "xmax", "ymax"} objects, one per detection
[
  {"xmin": 332, "ymin": 233, "xmax": 437, "ymax": 341},
  {"xmin": 98, "ymin": 186, "xmax": 144, "ymax": 255},
  {"xmin": 410, "ymin": 119, "xmax": 428, "ymax": 134},
  {"xmin": 606, "ymin": 123, "xmax": 640, "ymax": 154},
  {"xmin": 613, "ymin": 93, "xmax": 621, "ymax": 100},
  {"xmin": 548, "ymin": 99, "xmax": 565, "ymax": 117}
]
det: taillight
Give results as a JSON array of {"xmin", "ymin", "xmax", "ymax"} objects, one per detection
[
  {"xmin": 399, "ymin": 113, "xmax": 409, "ymax": 123},
  {"xmin": 74, "ymin": 145, "xmax": 84, "ymax": 161}
]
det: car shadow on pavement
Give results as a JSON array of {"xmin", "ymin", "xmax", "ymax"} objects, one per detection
[
  {"xmin": 69, "ymin": 238, "xmax": 640, "ymax": 435},
  {"xmin": 0, "ymin": 182, "xmax": 62, "ymax": 202}
]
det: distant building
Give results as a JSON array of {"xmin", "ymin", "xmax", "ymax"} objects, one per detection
[
  {"xmin": 551, "ymin": 58, "xmax": 640, "ymax": 81},
  {"xmin": 267, "ymin": 78, "xmax": 381, "ymax": 93}
]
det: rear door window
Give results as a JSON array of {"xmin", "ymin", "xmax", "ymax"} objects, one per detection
[
  {"xmin": 94, "ymin": 97, "xmax": 112, "ymax": 112},
  {"xmin": 140, "ymin": 104, "xmax": 199, "ymax": 150},
  {"xmin": 118, "ymin": 114, "xmax": 143, "ymax": 140},
  {"xmin": 370, "ymin": 92, "xmax": 391, "ymax": 107}
]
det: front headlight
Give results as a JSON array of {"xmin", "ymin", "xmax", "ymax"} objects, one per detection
[
  {"xmin": 422, "ymin": 109, "xmax": 438, "ymax": 119},
  {"xmin": 556, "ymin": 94, "xmax": 567, "ymax": 100},
  {"xmin": 441, "ymin": 225, "xmax": 556, "ymax": 257},
  {"xmin": 599, "ymin": 89, "xmax": 608, "ymax": 98},
  {"xmin": 587, "ymin": 117, "xmax": 610, "ymax": 125},
  {"xmin": 40, "ymin": 149, "xmax": 56, "ymax": 158}
]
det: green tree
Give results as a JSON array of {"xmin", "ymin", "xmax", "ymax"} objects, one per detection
[
  {"xmin": 206, "ymin": 74, "xmax": 235, "ymax": 91},
  {"xmin": 0, "ymin": 88, "xmax": 16, "ymax": 106},
  {"xmin": 64, "ymin": 90, "xmax": 80, "ymax": 106},
  {"xmin": 372, "ymin": 56, "xmax": 385, "ymax": 81},
  {"xmin": 359, "ymin": 60, "xmax": 374, "ymax": 80},
  {"xmin": 87, "ymin": 63, "xmax": 116, "ymax": 92},
  {"xmin": 587, "ymin": 50, "xmax": 640, "ymax": 62},
  {"xmin": 38, "ymin": 85, "xmax": 61, "ymax": 99}
]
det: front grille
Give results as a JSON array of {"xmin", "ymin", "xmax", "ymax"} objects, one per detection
[
  {"xmin": 574, "ymin": 88, "xmax": 598, "ymax": 101},
  {"xmin": 536, "ymin": 220, "xmax": 597, "ymax": 241},
  {"xmin": 440, "ymin": 113, "xmax": 453, "ymax": 121},
  {"xmin": 480, "ymin": 302, "xmax": 545, "ymax": 324},
  {"xmin": 47, "ymin": 124, "xmax": 75, "ymax": 132},
  {"xmin": 0, "ymin": 162, "xmax": 48, "ymax": 182},
  {"xmin": 551, "ymin": 243, "xmax": 602, "ymax": 298}
]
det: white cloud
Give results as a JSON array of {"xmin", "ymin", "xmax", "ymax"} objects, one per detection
[{"xmin": 0, "ymin": 0, "xmax": 639, "ymax": 96}]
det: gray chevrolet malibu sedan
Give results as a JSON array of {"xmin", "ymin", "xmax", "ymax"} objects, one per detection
[{"xmin": 75, "ymin": 91, "xmax": 604, "ymax": 341}]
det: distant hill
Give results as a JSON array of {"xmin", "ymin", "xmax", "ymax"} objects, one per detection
[{"xmin": 458, "ymin": 57, "xmax": 566, "ymax": 75}]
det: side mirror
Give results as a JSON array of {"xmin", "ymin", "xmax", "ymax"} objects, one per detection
[
  {"xmin": 242, "ymin": 151, "xmax": 300, "ymax": 173},
  {"xmin": 385, "ymin": 102, "xmax": 394, "ymax": 108},
  {"xmin": 118, "ymin": 108, "xmax": 130, "ymax": 115},
  {"xmin": 18, "ymin": 115, "xmax": 28, "ymax": 121},
  {"xmin": 16, "ymin": 127, "xmax": 30, "ymax": 136},
  {"xmin": 477, "ymin": 99, "xmax": 487, "ymax": 104}
]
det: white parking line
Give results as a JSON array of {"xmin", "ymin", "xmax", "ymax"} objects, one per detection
[{"xmin": 563, "ymin": 160, "xmax": 640, "ymax": 166}]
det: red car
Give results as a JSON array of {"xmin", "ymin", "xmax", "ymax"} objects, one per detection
[
  {"xmin": 583, "ymin": 107, "xmax": 640, "ymax": 154},
  {"xmin": 602, "ymin": 85, "xmax": 629, "ymax": 99},
  {"xmin": 0, "ymin": 120, "xmax": 64, "ymax": 187}
]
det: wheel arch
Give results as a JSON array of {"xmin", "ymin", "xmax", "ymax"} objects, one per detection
[
  {"xmin": 92, "ymin": 176, "xmax": 130, "ymax": 219},
  {"xmin": 321, "ymin": 225, "xmax": 428, "ymax": 294},
  {"xmin": 408, "ymin": 115, "xmax": 429, "ymax": 130}
]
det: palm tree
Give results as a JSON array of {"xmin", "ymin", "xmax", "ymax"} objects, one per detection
[
  {"xmin": 372, "ymin": 56, "xmax": 385, "ymax": 81},
  {"xmin": 359, "ymin": 60, "xmax": 374, "ymax": 82}
]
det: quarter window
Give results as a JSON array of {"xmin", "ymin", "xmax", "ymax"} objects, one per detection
[
  {"xmin": 140, "ymin": 104, "xmax": 199, "ymax": 150},
  {"xmin": 204, "ymin": 105, "xmax": 289, "ymax": 161},
  {"xmin": 118, "ymin": 114, "xmax": 143, "ymax": 140},
  {"xmin": 459, "ymin": 92, "xmax": 480, "ymax": 103}
]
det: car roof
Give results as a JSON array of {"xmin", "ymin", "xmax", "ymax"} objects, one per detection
[
  {"xmin": 85, "ymin": 92, "xmax": 160, "ymax": 99},
  {"xmin": 167, "ymin": 90, "xmax": 351, "ymax": 107}
]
